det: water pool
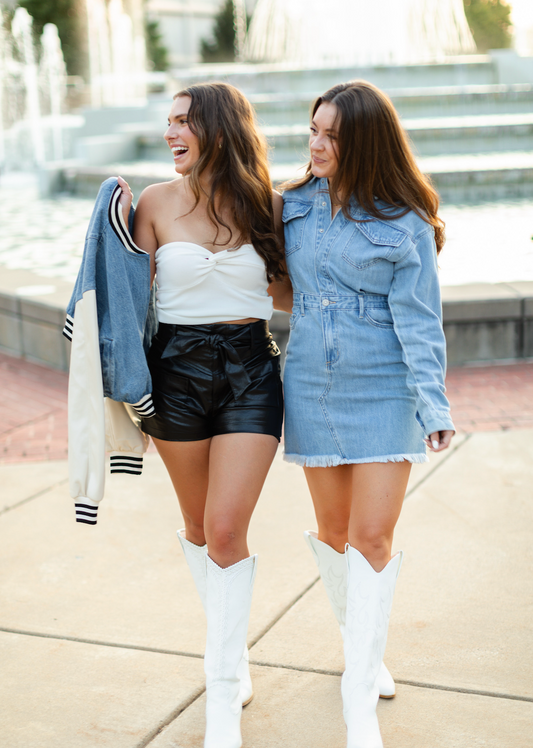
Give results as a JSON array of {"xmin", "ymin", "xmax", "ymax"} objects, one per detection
[{"xmin": 1, "ymin": 174, "xmax": 532, "ymax": 288}]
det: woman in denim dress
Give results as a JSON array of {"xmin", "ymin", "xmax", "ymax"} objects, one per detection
[{"xmin": 282, "ymin": 81, "xmax": 455, "ymax": 747}]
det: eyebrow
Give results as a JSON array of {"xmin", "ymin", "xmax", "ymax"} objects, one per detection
[
  {"xmin": 168, "ymin": 112, "xmax": 189, "ymax": 121},
  {"xmin": 310, "ymin": 119, "xmax": 337, "ymax": 132}
]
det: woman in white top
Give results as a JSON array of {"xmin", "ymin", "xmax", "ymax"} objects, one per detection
[{"xmin": 119, "ymin": 82, "xmax": 292, "ymax": 748}]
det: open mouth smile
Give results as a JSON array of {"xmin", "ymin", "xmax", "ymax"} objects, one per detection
[{"xmin": 171, "ymin": 145, "xmax": 189, "ymax": 160}]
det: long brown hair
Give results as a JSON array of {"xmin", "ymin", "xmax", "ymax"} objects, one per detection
[
  {"xmin": 174, "ymin": 82, "xmax": 285, "ymax": 279},
  {"xmin": 285, "ymin": 80, "xmax": 445, "ymax": 254}
]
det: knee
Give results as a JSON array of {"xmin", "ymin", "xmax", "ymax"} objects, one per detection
[
  {"xmin": 205, "ymin": 524, "xmax": 244, "ymax": 567},
  {"xmin": 349, "ymin": 526, "xmax": 392, "ymax": 570}
]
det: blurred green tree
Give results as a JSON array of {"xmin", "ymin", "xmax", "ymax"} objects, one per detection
[
  {"xmin": 201, "ymin": 0, "xmax": 237, "ymax": 63},
  {"xmin": 145, "ymin": 16, "xmax": 169, "ymax": 71},
  {"xmin": 463, "ymin": 0, "xmax": 513, "ymax": 52},
  {"xmin": 17, "ymin": 0, "xmax": 84, "ymax": 76}
]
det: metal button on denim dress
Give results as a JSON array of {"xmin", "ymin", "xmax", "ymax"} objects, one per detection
[{"xmin": 282, "ymin": 177, "xmax": 454, "ymax": 467}]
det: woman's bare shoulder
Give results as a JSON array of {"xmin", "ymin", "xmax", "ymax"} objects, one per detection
[{"xmin": 138, "ymin": 178, "xmax": 183, "ymax": 206}]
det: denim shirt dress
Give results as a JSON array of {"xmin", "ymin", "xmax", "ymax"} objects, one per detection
[{"xmin": 282, "ymin": 177, "xmax": 455, "ymax": 467}]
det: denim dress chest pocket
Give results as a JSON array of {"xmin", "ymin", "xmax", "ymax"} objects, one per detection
[
  {"xmin": 340, "ymin": 220, "xmax": 407, "ymax": 293},
  {"xmin": 282, "ymin": 200, "xmax": 313, "ymax": 256}
]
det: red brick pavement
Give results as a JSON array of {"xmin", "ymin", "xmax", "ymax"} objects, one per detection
[
  {"xmin": 0, "ymin": 353, "xmax": 69, "ymax": 463},
  {"xmin": 445, "ymin": 362, "xmax": 533, "ymax": 432},
  {"xmin": 1, "ymin": 352, "xmax": 532, "ymax": 463}
]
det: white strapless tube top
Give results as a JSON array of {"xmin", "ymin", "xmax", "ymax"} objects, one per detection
[{"xmin": 155, "ymin": 242, "xmax": 273, "ymax": 325}]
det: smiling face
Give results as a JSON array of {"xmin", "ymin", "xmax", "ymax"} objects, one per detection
[
  {"xmin": 164, "ymin": 96, "xmax": 201, "ymax": 174},
  {"xmin": 309, "ymin": 101, "xmax": 339, "ymax": 181}
]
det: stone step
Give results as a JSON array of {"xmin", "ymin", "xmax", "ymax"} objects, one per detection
[
  {"xmin": 62, "ymin": 149, "xmax": 533, "ymax": 203},
  {"xmin": 250, "ymin": 83, "xmax": 533, "ymax": 125},
  {"xmin": 269, "ymin": 151, "xmax": 533, "ymax": 201},
  {"xmin": 263, "ymin": 113, "xmax": 533, "ymax": 160},
  {"xmin": 173, "ymin": 56, "xmax": 498, "ymax": 97},
  {"xmin": 136, "ymin": 112, "xmax": 533, "ymax": 164}
]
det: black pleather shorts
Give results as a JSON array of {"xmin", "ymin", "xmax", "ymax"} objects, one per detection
[{"xmin": 141, "ymin": 320, "xmax": 283, "ymax": 442}]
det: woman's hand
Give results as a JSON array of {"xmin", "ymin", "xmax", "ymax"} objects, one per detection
[
  {"xmin": 426, "ymin": 430, "xmax": 455, "ymax": 453},
  {"xmin": 117, "ymin": 175, "xmax": 133, "ymax": 225},
  {"xmin": 268, "ymin": 275, "xmax": 293, "ymax": 313}
]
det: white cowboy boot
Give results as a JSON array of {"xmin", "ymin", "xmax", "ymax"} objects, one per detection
[
  {"xmin": 204, "ymin": 554, "xmax": 257, "ymax": 748},
  {"xmin": 304, "ymin": 531, "xmax": 396, "ymax": 698},
  {"xmin": 177, "ymin": 530, "xmax": 254, "ymax": 706},
  {"xmin": 342, "ymin": 546, "xmax": 403, "ymax": 748}
]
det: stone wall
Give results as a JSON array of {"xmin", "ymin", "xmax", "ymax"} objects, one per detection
[{"xmin": 1, "ymin": 267, "xmax": 531, "ymax": 372}]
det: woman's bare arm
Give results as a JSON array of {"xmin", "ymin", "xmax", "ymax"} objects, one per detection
[
  {"xmin": 268, "ymin": 189, "xmax": 293, "ymax": 313},
  {"xmin": 118, "ymin": 176, "xmax": 158, "ymax": 284}
]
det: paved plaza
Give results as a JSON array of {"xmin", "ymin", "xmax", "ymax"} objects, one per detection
[{"xmin": 0, "ymin": 351, "xmax": 532, "ymax": 747}]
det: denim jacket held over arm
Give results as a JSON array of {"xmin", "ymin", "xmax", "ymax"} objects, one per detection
[{"xmin": 63, "ymin": 178, "xmax": 157, "ymax": 525}]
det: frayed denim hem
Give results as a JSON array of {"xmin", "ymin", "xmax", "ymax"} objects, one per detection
[{"xmin": 283, "ymin": 452, "xmax": 429, "ymax": 467}]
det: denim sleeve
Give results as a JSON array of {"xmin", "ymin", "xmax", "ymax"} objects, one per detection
[{"xmin": 389, "ymin": 228, "xmax": 455, "ymax": 436}]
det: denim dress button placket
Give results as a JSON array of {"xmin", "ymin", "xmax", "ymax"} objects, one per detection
[{"xmin": 316, "ymin": 195, "xmax": 342, "ymax": 368}]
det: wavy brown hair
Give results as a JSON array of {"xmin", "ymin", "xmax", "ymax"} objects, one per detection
[
  {"xmin": 174, "ymin": 82, "xmax": 285, "ymax": 279},
  {"xmin": 284, "ymin": 80, "xmax": 445, "ymax": 254}
]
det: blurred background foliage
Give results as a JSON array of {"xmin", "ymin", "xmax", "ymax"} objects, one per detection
[
  {"xmin": 463, "ymin": 0, "xmax": 513, "ymax": 51},
  {"xmin": 145, "ymin": 15, "xmax": 169, "ymax": 71},
  {"xmin": 201, "ymin": 0, "xmax": 239, "ymax": 63}
]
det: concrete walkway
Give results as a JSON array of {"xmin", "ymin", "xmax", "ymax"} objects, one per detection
[{"xmin": 1, "ymin": 421, "xmax": 532, "ymax": 747}]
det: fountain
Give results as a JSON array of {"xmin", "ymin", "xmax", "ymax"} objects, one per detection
[
  {"xmin": 40, "ymin": 24, "xmax": 68, "ymax": 162},
  {"xmin": 511, "ymin": 0, "xmax": 533, "ymax": 57},
  {"xmin": 85, "ymin": 0, "xmax": 147, "ymax": 107},
  {"xmin": 233, "ymin": 0, "xmax": 248, "ymax": 62},
  {"xmin": 1, "ymin": 7, "xmax": 46, "ymax": 170},
  {"xmin": 245, "ymin": 0, "xmax": 476, "ymax": 66},
  {"xmin": 0, "ymin": 13, "xmax": 6, "ymax": 170},
  {"xmin": 0, "ymin": 0, "xmax": 149, "ymax": 181},
  {"xmin": 0, "ymin": 6, "xmax": 74, "ymax": 172}
]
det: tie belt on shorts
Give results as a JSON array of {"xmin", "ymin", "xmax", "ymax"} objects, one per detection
[
  {"xmin": 158, "ymin": 322, "xmax": 274, "ymax": 401},
  {"xmin": 294, "ymin": 292, "xmax": 389, "ymax": 317}
]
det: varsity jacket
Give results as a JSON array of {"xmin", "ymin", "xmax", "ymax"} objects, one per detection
[{"xmin": 63, "ymin": 177, "xmax": 157, "ymax": 525}]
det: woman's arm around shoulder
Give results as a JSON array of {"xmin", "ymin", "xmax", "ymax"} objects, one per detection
[{"xmin": 267, "ymin": 189, "xmax": 293, "ymax": 314}]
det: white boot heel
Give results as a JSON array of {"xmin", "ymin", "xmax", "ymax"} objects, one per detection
[
  {"xmin": 342, "ymin": 546, "xmax": 403, "ymax": 748},
  {"xmin": 177, "ymin": 530, "xmax": 254, "ymax": 706},
  {"xmin": 303, "ymin": 531, "xmax": 397, "ymax": 698},
  {"xmin": 204, "ymin": 554, "xmax": 257, "ymax": 748}
]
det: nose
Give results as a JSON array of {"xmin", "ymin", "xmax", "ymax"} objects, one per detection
[
  {"xmin": 164, "ymin": 124, "xmax": 175, "ymax": 142},
  {"xmin": 311, "ymin": 134, "xmax": 325, "ymax": 151}
]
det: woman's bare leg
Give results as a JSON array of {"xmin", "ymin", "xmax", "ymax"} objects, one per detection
[
  {"xmin": 304, "ymin": 461, "xmax": 412, "ymax": 570},
  {"xmin": 204, "ymin": 433, "xmax": 278, "ymax": 567},
  {"xmin": 153, "ymin": 433, "xmax": 278, "ymax": 567},
  {"xmin": 303, "ymin": 464, "xmax": 352, "ymax": 553},
  {"xmin": 348, "ymin": 461, "xmax": 411, "ymax": 570},
  {"xmin": 152, "ymin": 436, "xmax": 211, "ymax": 547}
]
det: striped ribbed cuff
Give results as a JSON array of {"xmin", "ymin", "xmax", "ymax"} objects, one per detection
[
  {"xmin": 109, "ymin": 453, "xmax": 143, "ymax": 475},
  {"xmin": 131, "ymin": 394, "xmax": 155, "ymax": 418},
  {"xmin": 75, "ymin": 502, "xmax": 98, "ymax": 525},
  {"xmin": 62, "ymin": 314, "xmax": 74, "ymax": 341}
]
